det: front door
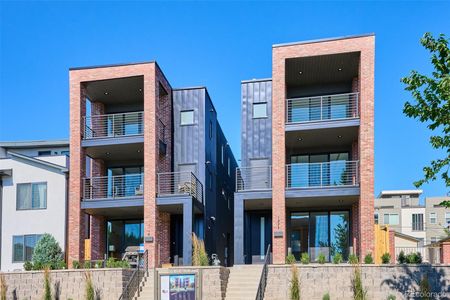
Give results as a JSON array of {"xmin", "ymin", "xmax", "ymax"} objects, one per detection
[{"xmin": 244, "ymin": 211, "xmax": 272, "ymax": 264}]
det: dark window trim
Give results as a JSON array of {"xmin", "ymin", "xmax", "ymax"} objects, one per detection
[
  {"xmin": 252, "ymin": 102, "xmax": 268, "ymax": 119},
  {"xmin": 16, "ymin": 182, "xmax": 48, "ymax": 211},
  {"xmin": 12, "ymin": 234, "xmax": 43, "ymax": 263},
  {"xmin": 180, "ymin": 109, "xmax": 196, "ymax": 126}
]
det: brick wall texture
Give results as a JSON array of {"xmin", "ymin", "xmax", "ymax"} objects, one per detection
[
  {"xmin": 271, "ymin": 35, "xmax": 375, "ymax": 263},
  {"xmin": 441, "ymin": 242, "xmax": 450, "ymax": 264}
]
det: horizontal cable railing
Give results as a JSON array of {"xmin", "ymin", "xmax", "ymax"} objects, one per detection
[
  {"xmin": 83, "ymin": 173, "xmax": 144, "ymax": 200},
  {"xmin": 157, "ymin": 171, "xmax": 204, "ymax": 204},
  {"xmin": 395, "ymin": 247, "xmax": 441, "ymax": 264},
  {"xmin": 286, "ymin": 160, "xmax": 359, "ymax": 189},
  {"xmin": 83, "ymin": 111, "xmax": 144, "ymax": 139},
  {"xmin": 236, "ymin": 166, "xmax": 272, "ymax": 192},
  {"xmin": 286, "ymin": 92, "xmax": 359, "ymax": 124}
]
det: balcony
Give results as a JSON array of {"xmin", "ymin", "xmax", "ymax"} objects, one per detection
[
  {"xmin": 157, "ymin": 172, "xmax": 204, "ymax": 204},
  {"xmin": 286, "ymin": 92, "xmax": 358, "ymax": 124},
  {"xmin": 83, "ymin": 111, "xmax": 144, "ymax": 140},
  {"xmin": 236, "ymin": 166, "xmax": 272, "ymax": 192},
  {"xmin": 286, "ymin": 160, "xmax": 359, "ymax": 189},
  {"xmin": 83, "ymin": 173, "xmax": 144, "ymax": 200}
]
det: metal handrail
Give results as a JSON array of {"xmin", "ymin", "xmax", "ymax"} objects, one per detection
[
  {"xmin": 118, "ymin": 250, "xmax": 148, "ymax": 300},
  {"xmin": 286, "ymin": 92, "xmax": 359, "ymax": 124},
  {"xmin": 255, "ymin": 244, "xmax": 271, "ymax": 300},
  {"xmin": 236, "ymin": 166, "xmax": 272, "ymax": 192},
  {"xmin": 83, "ymin": 111, "xmax": 143, "ymax": 139},
  {"xmin": 286, "ymin": 160, "xmax": 359, "ymax": 189},
  {"xmin": 83, "ymin": 173, "xmax": 144, "ymax": 200},
  {"xmin": 157, "ymin": 171, "xmax": 204, "ymax": 204}
]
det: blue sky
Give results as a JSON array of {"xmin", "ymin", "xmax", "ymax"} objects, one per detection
[{"xmin": 0, "ymin": 1, "xmax": 449, "ymax": 198}]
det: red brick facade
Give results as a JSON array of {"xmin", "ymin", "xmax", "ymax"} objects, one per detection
[
  {"xmin": 441, "ymin": 241, "xmax": 450, "ymax": 264},
  {"xmin": 271, "ymin": 35, "xmax": 375, "ymax": 263},
  {"xmin": 69, "ymin": 62, "xmax": 173, "ymax": 268}
]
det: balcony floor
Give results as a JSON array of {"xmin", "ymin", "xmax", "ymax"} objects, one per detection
[{"xmin": 81, "ymin": 196, "xmax": 144, "ymax": 219}]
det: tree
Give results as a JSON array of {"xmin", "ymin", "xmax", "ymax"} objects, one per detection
[
  {"xmin": 32, "ymin": 233, "xmax": 64, "ymax": 269},
  {"xmin": 402, "ymin": 32, "xmax": 450, "ymax": 207}
]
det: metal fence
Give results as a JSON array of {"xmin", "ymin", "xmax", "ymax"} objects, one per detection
[
  {"xmin": 236, "ymin": 166, "xmax": 272, "ymax": 191},
  {"xmin": 83, "ymin": 173, "xmax": 144, "ymax": 200},
  {"xmin": 286, "ymin": 92, "xmax": 359, "ymax": 124},
  {"xmin": 286, "ymin": 160, "xmax": 359, "ymax": 189},
  {"xmin": 157, "ymin": 171, "xmax": 204, "ymax": 203},
  {"xmin": 395, "ymin": 247, "xmax": 441, "ymax": 264},
  {"xmin": 83, "ymin": 111, "xmax": 144, "ymax": 139}
]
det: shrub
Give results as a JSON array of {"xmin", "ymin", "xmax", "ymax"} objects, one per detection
[
  {"xmin": 286, "ymin": 253, "xmax": 296, "ymax": 264},
  {"xmin": 397, "ymin": 251, "xmax": 406, "ymax": 264},
  {"xmin": 23, "ymin": 261, "xmax": 33, "ymax": 271},
  {"xmin": 387, "ymin": 295, "xmax": 396, "ymax": 300},
  {"xmin": 317, "ymin": 252, "xmax": 326, "ymax": 264},
  {"xmin": 43, "ymin": 268, "xmax": 52, "ymax": 300},
  {"xmin": 0, "ymin": 273, "xmax": 7, "ymax": 300},
  {"xmin": 290, "ymin": 265, "xmax": 300, "ymax": 300},
  {"xmin": 333, "ymin": 253, "xmax": 343, "ymax": 264},
  {"xmin": 323, "ymin": 292, "xmax": 330, "ymax": 300},
  {"xmin": 94, "ymin": 261, "xmax": 103, "ymax": 268},
  {"xmin": 72, "ymin": 260, "xmax": 80, "ymax": 269},
  {"xmin": 406, "ymin": 252, "xmax": 422, "ymax": 264},
  {"xmin": 300, "ymin": 253, "xmax": 309, "ymax": 264},
  {"xmin": 363, "ymin": 253, "xmax": 373, "ymax": 264},
  {"xmin": 348, "ymin": 254, "xmax": 359, "ymax": 264},
  {"xmin": 32, "ymin": 233, "xmax": 64, "ymax": 270},
  {"xmin": 192, "ymin": 233, "xmax": 209, "ymax": 266},
  {"xmin": 381, "ymin": 253, "xmax": 391, "ymax": 264},
  {"xmin": 105, "ymin": 257, "xmax": 130, "ymax": 268},
  {"xmin": 84, "ymin": 261, "xmax": 91, "ymax": 269},
  {"xmin": 351, "ymin": 265, "xmax": 367, "ymax": 300},
  {"xmin": 84, "ymin": 272, "xmax": 95, "ymax": 300}
]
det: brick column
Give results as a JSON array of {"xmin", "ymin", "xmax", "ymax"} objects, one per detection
[
  {"xmin": 441, "ymin": 242, "xmax": 450, "ymax": 264},
  {"xmin": 388, "ymin": 229, "xmax": 395, "ymax": 263},
  {"xmin": 91, "ymin": 101, "xmax": 105, "ymax": 137},
  {"xmin": 158, "ymin": 212, "xmax": 171, "ymax": 264},
  {"xmin": 351, "ymin": 203, "xmax": 359, "ymax": 256},
  {"xmin": 91, "ymin": 158, "xmax": 105, "ymax": 198},
  {"xmin": 272, "ymin": 49, "xmax": 287, "ymax": 264},
  {"xmin": 68, "ymin": 82, "xmax": 87, "ymax": 266},
  {"xmin": 90, "ymin": 215, "xmax": 106, "ymax": 260}
]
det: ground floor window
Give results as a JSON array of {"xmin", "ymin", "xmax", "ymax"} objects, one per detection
[
  {"xmin": 12, "ymin": 234, "xmax": 43, "ymax": 262},
  {"xmin": 106, "ymin": 219, "xmax": 143, "ymax": 259}
]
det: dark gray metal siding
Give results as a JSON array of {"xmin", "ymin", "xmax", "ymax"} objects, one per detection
[{"xmin": 241, "ymin": 80, "xmax": 273, "ymax": 167}]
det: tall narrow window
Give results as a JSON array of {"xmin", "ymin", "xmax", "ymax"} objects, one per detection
[
  {"xmin": 180, "ymin": 110, "xmax": 194, "ymax": 125},
  {"xmin": 260, "ymin": 217, "xmax": 265, "ymax": 260},
  {"xmin": 374, "ymin": 213, "xmax": 379, "ymax": 224},
  {"xmin": 221, "ymin": 145, "xmax": 224, "ymax": 165},
  {"xmin": 228, "ymin": 158, "xmax": 231, "ymax": 176},
  {"xmin": 209, "ymin": 121, "xmax": 213, "ymax": 139},
  {"xmin": 412, "ymin": 214, "xmax": 424, "ymax": 231},
  {"xmin": 253, "ymin": 103, "xmax": 267, "ymax": 118}
]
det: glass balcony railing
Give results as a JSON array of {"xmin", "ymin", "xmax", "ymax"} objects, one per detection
[
  {"xmin": 83, "ymin": 173, "xmax": 144, "ymax": 200},
  {"xmin": 83, "ymin": 111, "xmax": 144, "ymax": 139},
  {"xmin": 286, "ymin": 92, "xmax": 359, "ymax": 124}
]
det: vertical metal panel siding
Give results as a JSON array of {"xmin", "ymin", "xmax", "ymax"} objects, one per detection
[{"xmin": 241, "ymin": 80, "xmax": 272, "ymax": 167}]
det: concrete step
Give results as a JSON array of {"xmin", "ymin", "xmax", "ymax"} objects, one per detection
[{"xmin": 224, "ymin": 265, "xmax": 262, "ymax": 300}]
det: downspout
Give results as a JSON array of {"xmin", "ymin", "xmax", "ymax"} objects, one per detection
[
  {"xmin": 0, "ymin": 178, "xmax": 3, "ymax": 270},
  {"xmin": 64, "ymin": 172, "xmax": 69, "ymax": 265}
]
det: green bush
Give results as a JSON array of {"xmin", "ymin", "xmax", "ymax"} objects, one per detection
[
  {"xmin": 397, "ymin": 251, "xmax": 406, "ymax": 264},
  {"xmin": 23, "ymin": 261, "xmax": 33, "ymax": 271},
  {"xmin": 290, "ymin": 265, "xmax": 300, "ymax": 300},
  {"xmin": 105, "ymin": 257, "xmax": 130, "ymax": 268},
  {"xmin": 286, "ymin": 253, "xmax": 296, "ymax": 264},
  {"xmin": 94, "ymin": 261, "xmax": 103, "ymax": 268},
  {"xmin": 381, "ymin": 253, "xmax": 391, "ymax": 264},
  {"xmin": 84, "ymin": 272, "xmax": 95, "ymax": 300},
  {"xmin": 405, "ymin": 252, "xmax": 422, "ymax": 264},
  {"xmin": 300, "ymin": 253, "xmax": 309, "ymax": 264},
  {"xmin": 32, "ymin": 233, "xmax": 64, "ymax": 270},
  {"xmin": 363, "ymin": 253, "xmax": 373, "ymax": 264},
  {"xmin": 387, "ymin": 295, "xmax": 396, "ymax": 300},
  {"xmin": 72, "ymin": 260, "xmax": 80, "ymax": 269},
  {"xmin": 317, "ymin": 252, "xmax": 326, "ymax": 264},
  {"xmin": 323, "ymin": 292, "xmax": 330, "ymax": 300},
  {"xmin": 83, "ymin": 261, "xmax": 91, "ymax": 269},
  {"xmin": 333, "ymin": 253, "xmax": 343, "ymax": 264},
  {"xmin": 351, "ymin": 265, "xmax": 367, "ymax": 300},
  {"xmin": 348, "ymin": 254, "xmax": 359, "ymax": 264},
  {"xmin": 43, "ymin": 268, "xmax": 52, "ymax": 300}
]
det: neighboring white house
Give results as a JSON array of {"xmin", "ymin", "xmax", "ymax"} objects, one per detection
[{"xmin": 0, "ymin": 140, "xmax": 69, "ymax": 271}]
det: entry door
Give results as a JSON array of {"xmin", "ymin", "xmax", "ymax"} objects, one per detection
[
  {"xmin": 290, "ymin": 213, "xmax": 309, "ymax": 260},
  {"xmin": 244, "ymin": 212, "xmax": 272, "ymax": 264}
]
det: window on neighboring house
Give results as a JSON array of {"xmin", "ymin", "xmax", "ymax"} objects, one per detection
[
  {"xmin": 61, "ymin": 150, "xmax": 70, "ymax": 156},
  {"xmin": 13, "ymin": 234, "xmax": 42, "ymax": 262},
  {"xmin": 253, "ymin": 103, "xmax": 268, "ymax": 118},
  {"xmin": 228, "ymin": 158, "xmax": 231, "ymax": 176},
  {"xmin": 446, "ymin": 212, "xmax": 450, "ymax": 226},
  {"xmin": 37, "ymin": 150, "xmax": 51, "ymax": 156},
  {"xmin": 429, "ymin": 212, "xmax": 437, "ymax": 224},
  {"xmin": 209, "ymin": 121, "xmax": 213, "ymax": 140},
  {"xmin": 180, "ymin": 110, "xmax": 194, "ymax": 125},
  {"xmin": 383, "ymin": 213, "xmax": 399, "ymax": 225},
  {"xmin": 412, "ymin": 213, "xmax": 424, "ymax": 231},
  {"xmin": 208, "ymin": 171, "xmax": 212, "ymax": 190},
  {"xmin": 16, "ymin": 182, "xmax": 47, "ymax": 210},
  {"xmin": 221, "ymin": 145, "xmax": 224, "ymax": 165},
  {"xmin": 374, "ymin": 213, "xmax": 379, "ymax": 224},
  {"xmin": 430, "ymin": 237, "xmax": 438, "ymax": 243}
]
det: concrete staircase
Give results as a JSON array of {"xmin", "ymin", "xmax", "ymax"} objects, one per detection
[
  {"xmin": 131, "ymin": 270, "xmax": 154, "ymax": 300},
  {"xmin": 224, "ymin": 265, "xmax": 263, "ymax": 300}
]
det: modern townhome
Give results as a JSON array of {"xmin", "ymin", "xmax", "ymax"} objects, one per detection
[
  {"xmin": 0, "ymin": 140, "xmax": 69, "ymax": 271},
  {"xmin": 426, "ymin": 196, "xmax": 450, "ymax": 243},
  {"xmin": 68, "ymin": 62, "xmax": 236, "ymax": 268},
  {"xmin": 234, "ymin": 34, "xmax": 375, "ymax": 264}
]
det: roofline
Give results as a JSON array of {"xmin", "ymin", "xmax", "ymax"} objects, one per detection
[
  {"xmin": 0, "ymin": 139, "xmax": 69, "ymax": 148},
  {"xmin": 172, "ymin": 86, "xmax": 207, "ymax": 91},
  {"xmin": 8, "ymin": 151, "xmax": 68, "ymax": 173},
  {"xmin": 69, "ymin": 61, "xmax": 156, "ymax": 71},
  {"xmin": 394, "ymin": 231, "xmax": 420, "ymax": 242},
  {"xmin": 378, "ymin": 189, "xmax": 423, "ymax": 197},
  {"xmin": 241, "ymin": 78, "xmax": 272, "ymax": 84},
  {"xmin": 272, "ymin": 33, "xmax": 375, "ymax": 48}
]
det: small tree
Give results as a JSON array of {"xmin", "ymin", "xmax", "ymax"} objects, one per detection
[
  {"xmin": 43, "ymin": 268, "xmax": 52, "ymax": 300},
  {"xmin": 192, "ymin": 233, "xmax": 209, "ymax": 266},
  {"xmin": 32, "ymin": 234, "xmax": 64, "ymax": 270},
  {"xmin": 363, "ymin": 253, "xmax": 373, "ymax": 264},
  {"xmin": 381, "ymin": 253, "xmax": 391, "ymax": 264},
  {"xmin": 290, "ymin": 265, "xmax": 300, "ymax": 300},
  {"xmin": 351, "ymin": 265, "xmax": 367, "ymax": 300}
]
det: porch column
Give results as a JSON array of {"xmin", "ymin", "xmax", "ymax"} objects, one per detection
[
  {"xmin": 90, "ymin": 215, "xmax": 106, "ymax": 260},
  {"xmin": 182, "ymin": 201, "xmax": 193, "ymax": 266},
  {"xmin": 234, "ymin": 194, "xmax": 245, "ymax": 264}
]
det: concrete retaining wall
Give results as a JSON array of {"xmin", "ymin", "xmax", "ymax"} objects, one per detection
[
  {"xmin": 0, "ymin": 268, "xmax": 133, "ymax": 300},
  {"xmin": 265, "ymin": 264, "xmax": 450, "ymax": 300}
]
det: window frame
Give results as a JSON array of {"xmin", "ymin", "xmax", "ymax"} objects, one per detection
[
  {"xmin": 180, "ymin": 110, "xmax": 195, "ymax": 126},
  {"xmin": 12, "ymin": 234, "xmax": 42, "ymax": 263},
  {"xmin": 429, "ymin": 212, "xmax": 437, "ymax": 224},
  {"xmin": 412, "ymin": 213, "xmax": 424, "ymax": 231},
  {"xmin": 16, "ymin": 182, "xmax": 47, "ymax": 210},
  {"xmin": 383, "ymin": 213, "xmax": 399, "ymax": 225},
  {"xmin": 252, "ymin": 102, "xmax": 268, "ymax": 119}
]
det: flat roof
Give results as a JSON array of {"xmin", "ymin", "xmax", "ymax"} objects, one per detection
[
  {"xmin": 241, "ymin": 78, "xmax": 272, "ymax": 84},
  {"xmin": 69, "ymin": 61, "xmax": 155, "ymax": 71},
  {"xmin": 0, "ymin": 139, "xmax": 69, "ymax": 148},
  {"xmin": 272, "ymin": 33, "xmax": 375, "ymax": 48},
  {"xmin": 379, "ymin": 190, "xmax": 423, "ymax": 196}
]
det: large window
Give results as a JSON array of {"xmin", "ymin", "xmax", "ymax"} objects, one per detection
[
  {"xmin": 383, "ymin": 214, "xmax": 399, "ymax": 225},
  {"xmin": 412, "ymin": 213, "xmax": 424, "ymax": 231},
  {"xmin": 16, "ymin": 182, "xmax": 47, "ymax": 210},
  {"xmin": 429, "ymin": 213, "xmax": 437, "ymax": 224},
  {"xmin": 180, "ymin": 110, "xmax": 194, "ymax": 125},
  {"xmin": 13, "ymin": 234, "xmax": 42, "ymax": 262},
  {"xmin": 107, "ymin": 220, "xmax": 144, "ymax": 259},
  {"xmin": 253, "ymin": 103, "xmax": 267, "ymax": 118}
]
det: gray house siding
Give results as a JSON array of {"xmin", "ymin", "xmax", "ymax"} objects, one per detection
[{"xmin": 241, "ymin": 80, "xmax": 272, "ymax": 167}]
